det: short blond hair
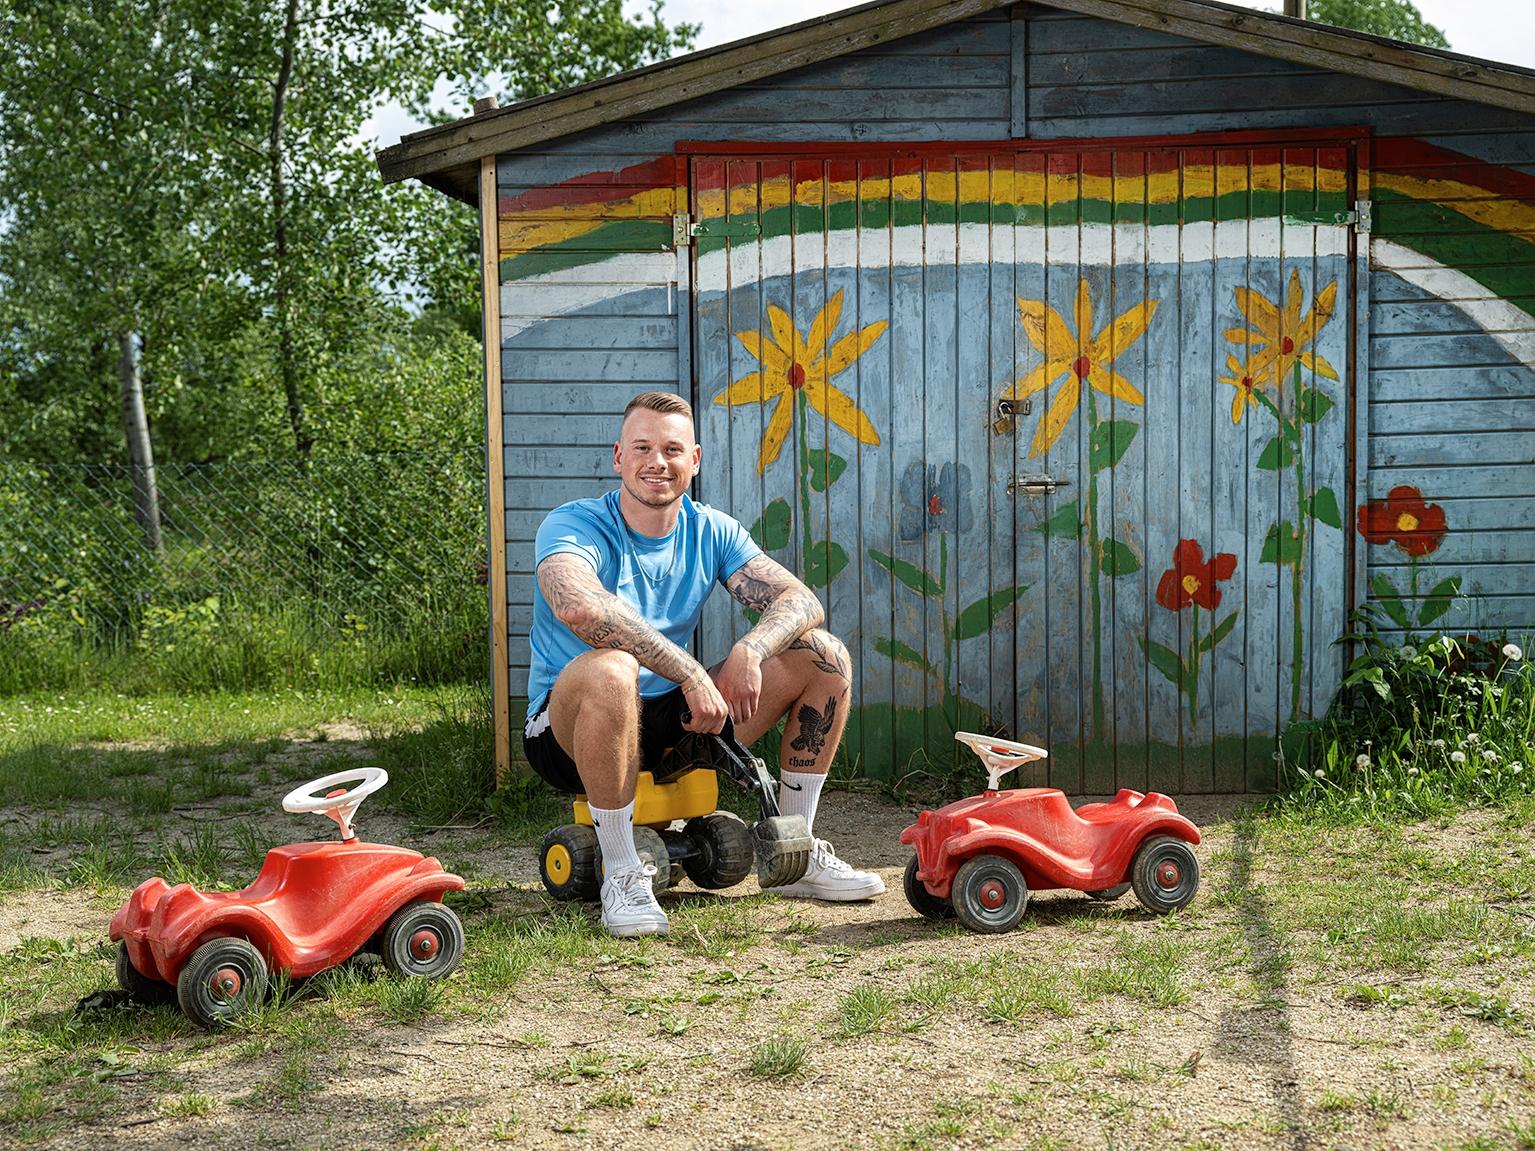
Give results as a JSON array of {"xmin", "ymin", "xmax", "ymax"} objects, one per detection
[{"xmin": 622, "ymin": 391, "xmax": 694, "ymax": 425}]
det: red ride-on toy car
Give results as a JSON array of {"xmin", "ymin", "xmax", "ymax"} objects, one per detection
[
  {"xmin": 110, "ymin": 768, "xmax": 465, "ymax": 1026},
  {"xmin": 901, "ymin": 733, "xmax": 1201, "ymax": 933}
]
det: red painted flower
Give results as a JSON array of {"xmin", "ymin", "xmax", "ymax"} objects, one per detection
[
  {"xmin": 1156, "ymin": 540, "xmax": 1237, "ymax": 612},
  {"xmin": 1356, "ymin": 485, "xmax": 1446, "ymax": 557}
]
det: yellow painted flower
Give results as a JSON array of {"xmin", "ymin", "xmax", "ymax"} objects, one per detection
[
  {"xmin": 1225, "ymin": 269, "xmax": 1338, "ymax": 387},
  {"xmin": 1218, "ymin": 351, "xmax": 1275, "ymax": 425},
  {"xmin": 1002, "ymin": 279, "xmax": 1156, "ymax": 458},
  {"xmin": 714, "ymin": 289, "xmax": 885, "ymax": 474}
]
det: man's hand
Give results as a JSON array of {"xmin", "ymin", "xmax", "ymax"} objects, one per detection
[
  {"xmin": 681, "ymin": 670, "xmax": 730, "ymax": 734},
  {"xmin": 714, "ymin": 642, "xmax": 762, "ymax": 727}
]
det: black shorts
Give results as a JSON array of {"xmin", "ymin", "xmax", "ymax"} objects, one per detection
[{"xmin": 522, "ymin": 686, "xmax": 732, "ymax": 794}]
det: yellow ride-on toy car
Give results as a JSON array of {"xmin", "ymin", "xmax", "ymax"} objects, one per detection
[{"xmin": 538, "ymin": 730, "xmax": 812, "ymax": 900}]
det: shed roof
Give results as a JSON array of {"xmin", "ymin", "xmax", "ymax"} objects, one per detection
[{"xmin": 377, "ymin": 0, "xmax": 1535, "ymax": 204}]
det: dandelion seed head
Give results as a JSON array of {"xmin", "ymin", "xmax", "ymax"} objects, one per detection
[
  {"xmin": 1355, "ymin": 754, "xmax": 1371, "ymax": 769},
  {"xmin": 1504, "ymin": 643, "xmax": 1523, "ymax": 662},
  {"xmin": 1450, "ymin": 750, "xmax": 1467, "ymax": 764}
]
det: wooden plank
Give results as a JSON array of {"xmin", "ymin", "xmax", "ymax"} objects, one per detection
[
  {"xmin": 1031, "ymin": 74, "xmax": 1435, "ymax": 121},
  {"xmin": 1010, "ymin": 11, "xmax": 1028, "ymax": 139},
  {"xmin": 481, "ymin": 157, "xmax": 513, "ymax": 784},
  {"xmin": 641, "ymin": 86, "xmax": 1012, "ymax": 124},
  {"xmin": 1371, "ymin": 399, "xmax": 1533, "ymax": 436},
  {"xmin": 1369, "ymin": 561, "xmax": 1535, "ymax": 597},
  {"xmin": 1038, "ymin": 0, "xmax": 1535, "ymax": 114},
  {"xmin": 1030, "ymin": 44, "xmax": 1319, "ymax": 87},
  {"xmin": 1369, "ymin": 463, "xmax": 1535, "ymax": 499},
  {"xmin": 507, "ymin": 316, "xmax": 677, "ymax": 351},
  {"xmin": 1369, "ymin": 431, "xmax": 1534, "ymax": 468},
  {"xmin": 1370, "ymin": 365, "xmax": 1535, "ymax": 402},
  {"xmin": 1368, "ymin": 333, "xmax": 1520, "ymax": 372},
  {"xmin": 502, "ymin": 349, "xmax": 679, "ymax": 384},
  {"xmin": 502, "ymin": 478, "xmax": 616, "ymax": 508},
  {"xmin": 750, "ymin": 53, "xmax": 1009, "ymax": 89},
  {"xmin": 1359, "ymin": 529, "xmax": 1535, "ymax": 565},
  {"xmin": 378, "ymin": 0, "xmax": 1017, "ymax": 184},
  {"xmin": 1369, "ymin": 299, "xmax": 1535, "ymax": 337}
]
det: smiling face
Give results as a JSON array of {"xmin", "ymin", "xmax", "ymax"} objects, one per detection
[{"xmin": 613, "ymin": 407, "xmax": 701, "ymax": 517}]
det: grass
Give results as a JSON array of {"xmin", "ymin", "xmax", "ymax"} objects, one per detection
[{"xmin": 0, "ymin": 682, "xmax": 1532, "ymax": 1145}]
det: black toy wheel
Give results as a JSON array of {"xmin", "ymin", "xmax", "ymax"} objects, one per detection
[
  {"xmin": 175, "ymin": 937, "xmax": 269, "ymax": 1027},
  {"xmin": 631, "ymin": 827, "xmax": 672, "ymax": 893},
  {"xmin": 1086, "ymin": 883, "xmax": 1131, "ymax": 902},
  {"xmin": 681, "ymin": 812, "xmax": 755, "ymax": 890},
  {"xmin": 541, "ymin": 824, "xmax": 600, "ymax": 901},
  {"xmin": 116, "ymin": 941, "xmax": 174, "ymax": 1004},
  {"xmin": 380, "ymin": 901, "xmax": 465, "ymax": 979},
  {"xmin": 1130, "ymin": 836, "xmax": 1200, "ymax": 914},
  {"xmin": 660, "ymin": 828, "xmax": 688, "ymax": 889},
  {"xmin": 951, "ymin": 854, "xmax": 1029, "ymax": 934},
  {"xmin": 903, "ymin": 856, "xmax": 955, "ymax": 920}
]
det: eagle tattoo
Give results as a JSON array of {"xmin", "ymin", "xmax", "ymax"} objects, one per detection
[{"xmin": 789, "ymin": 696, "xmax": 838, "ymax": 757}]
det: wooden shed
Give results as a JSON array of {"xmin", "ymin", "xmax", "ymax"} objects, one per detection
[{"xmin": 378, "ymin": 0, "xmax": 1535, "ymax": 792}]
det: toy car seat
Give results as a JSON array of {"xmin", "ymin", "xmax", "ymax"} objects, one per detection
[{"xmin": 539, "ymin": 729, "xmax": 812, "ymax": 901}]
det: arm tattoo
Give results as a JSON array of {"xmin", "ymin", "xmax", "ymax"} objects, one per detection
[
  {"xmin": 538, "ymin": 554, "xmax": 707, "ymax": 690},
  {"xmin": 726, "ymin": 555, "xmax": 824, "ymax": 661}
]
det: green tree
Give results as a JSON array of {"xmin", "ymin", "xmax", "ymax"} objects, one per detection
[
  {"xmin": 0, "ymin": 0, "xmax": 696, "ymax": 467},
  {"xmin": 1304, "ymin": 0, "xmax": 1451, "ymax": 48}
]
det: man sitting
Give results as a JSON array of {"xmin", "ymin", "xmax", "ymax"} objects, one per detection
[{"xmin": 523, "ymin": 391, "xmax": 884, "ymax": 937}]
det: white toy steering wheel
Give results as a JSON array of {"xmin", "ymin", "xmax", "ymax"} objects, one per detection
[
  {"xmin": 954, "ymin": 732, "xmax": 1048, "ymax": 791},
  {"xmin": 282, "ymin": 768, "xmax": 388, "ymax": 842}
]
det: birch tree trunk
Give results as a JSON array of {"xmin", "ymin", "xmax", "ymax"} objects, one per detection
[
  {"xmin": 117, "ymin": 330, "xmax": 163, "ymax": 554},
  {"xmin": 271, "ymin": 0, "xmax": 311, "ymax": 462}
]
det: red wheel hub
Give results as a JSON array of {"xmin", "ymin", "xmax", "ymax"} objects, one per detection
[
  {"xmin": 212, "ymin": 967, "xmax": 243, "ymax": 997},
  {"xmin": 978, "ymin": 879, "xmax": 1007, "ymax": 910},
  {"xmin": 1156, "ymin": 860, "xmax": 1182, "ymax": 888},
  {"xmin": 409, "ymin": 929, "xmax": 441, "ymax": 962}
]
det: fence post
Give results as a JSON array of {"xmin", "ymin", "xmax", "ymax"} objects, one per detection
[{"xmin": 117, "ymin": 330, "xmax": 163, "ymax": 554}]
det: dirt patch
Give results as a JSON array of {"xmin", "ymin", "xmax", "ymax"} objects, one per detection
[{"xmin": 2, "ymin": 736, "xmax": 1533, "ymax": 1149}]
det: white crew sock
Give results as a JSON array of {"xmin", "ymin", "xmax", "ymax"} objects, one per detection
[
  {"xmin": 778, "ymin": 770, "xmax": 827, "ymax": 833},
  {"xmin": 589, "ymin": 800, "xmax": 643, "ymax": 873}
]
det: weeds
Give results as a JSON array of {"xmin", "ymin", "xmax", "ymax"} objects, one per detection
[{"xmin": 748, "ymin": 1035, "xmax": 808, "ymax": 1080}]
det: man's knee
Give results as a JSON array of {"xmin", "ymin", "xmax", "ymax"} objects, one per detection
[
  {"xmin": 561, "ymin": 650, "xmax": 641, "ymax": 706},
  {"xmin": 796, "ymin": 629, "xmax": 851, "ymax": 682}
]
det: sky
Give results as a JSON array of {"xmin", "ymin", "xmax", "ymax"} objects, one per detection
[{"xmin": 367, "ymin": 0, "xmax": 1535, "ymax": 146}]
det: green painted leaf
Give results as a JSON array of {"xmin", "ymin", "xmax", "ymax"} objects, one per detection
[
  {"xmin": 868, "ymin": 548, "xmax": 943, "ymax": 598},
  {"xmin": 1419, "ymin": 576, "xmax": 1462, "ymax": 626},
  {"xmin": 953, "ymin": 584, "xmax": 1031, "ymax": 642},
  {"xmin": 874, "ymin": 636, "xmax": 934, "ymax": 675},
  {"xmin": 1259, "ymin": 521, "xmax": 1302, "ymax": 566},
  {"xmin": 1371, "ymin": 573, "xmax": 1411, "ymax": 628},
  {"xmin": 1139, "ymin": 637, "xmax": 1186, "ymax": 692},
  {"xmin": 1033, "ymin": 499, "xmax": 1082, "ymax": 540},
  {"xmin": 748, "ymin": 498, "xmax": 792, "ymax": 552},
  {"xmin": 1307, "ymin": 486, "xmax": 1342, "ymax": 529},
  {"xmin": 1299, "ymin": 386, "xmax": 1335, "ymax": 424},
  {"xmin": 803, "ymin": 540, "xmax": 849, "ymax": 588},
  {"xmin": 1199, "ymin": 611, "xmax": 1240, "ymax": 654},
  {"xmin": 1089, "ymin": 420, "xmax": 1139, "ymax": 473},
  {"xmin": 1256, "ymin": 430, "xmax": 1300, "ymax": 471},
  {"xmin": 1100, "ymin": 538, "xmax": 1140, "ymax": 578},
  {"xmin": 806, "ymin": 449, "xmax": 847, "ymax": 493}
]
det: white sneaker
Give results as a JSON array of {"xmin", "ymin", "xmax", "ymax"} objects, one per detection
[
  {"xmin": 773, "ymin": 839, "xmax": 886, "ymax": 902},
  {"xmin": 600, "ymin": 863, "xmax": 669, "ymax": 938}
]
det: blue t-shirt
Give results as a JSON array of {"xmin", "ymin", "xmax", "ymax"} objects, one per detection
[{"xmin": 527, "ymin": 490, "xmax": 762, "ymax": 712}]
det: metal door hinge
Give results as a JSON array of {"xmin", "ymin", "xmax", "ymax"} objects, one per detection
[
  {"xmin": 1007, "ymin": 474, "xmax": 1070, "ymax": 497},
  {"xmin": 673, "ymin": 212, "xmax": 761, "ymax": 246}
]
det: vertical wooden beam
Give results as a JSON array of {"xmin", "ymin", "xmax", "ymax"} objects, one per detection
[
  {"xmin": 1009, "ymin": 8, "xmax": 1029, "ymax": 139},
  {"xmin": 479, "ymin": 154, "xmax": 513, "ymax": 784}
]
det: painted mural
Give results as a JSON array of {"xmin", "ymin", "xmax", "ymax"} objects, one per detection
[{"xmin": 498, "ymin": 136, "xmax": 1535, "ymax": 787}]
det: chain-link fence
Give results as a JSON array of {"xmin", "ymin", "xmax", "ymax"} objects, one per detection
[{"xmin": 0, "ymin": 452, "xmax": 489, "ymax": 691}]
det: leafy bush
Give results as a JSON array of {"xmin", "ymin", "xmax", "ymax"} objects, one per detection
[{"xmin": 1279, "ymin": 617, "xmax": 1532, "ymax": 818}]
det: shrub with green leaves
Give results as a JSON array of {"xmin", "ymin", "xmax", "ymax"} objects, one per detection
[{"xmin": 1280, "ymin": 620, "xmax": 1532, "ymax": 817}]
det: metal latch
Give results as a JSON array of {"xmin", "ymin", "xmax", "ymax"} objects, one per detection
[
  {"xmin": 1281, "ymin": 200, "xmax": 1370, "ymax": 231},
  {"xmin": 1007, "ymin": 475, "xmax": 1070, "ymax": 496},
  {"xmin": 673, "ymin": 212, "xmax": 761, "ymax": 245},
  {"xmin": 992, "ymin": 397, "xmax": 1031, "ymax": 435}
]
